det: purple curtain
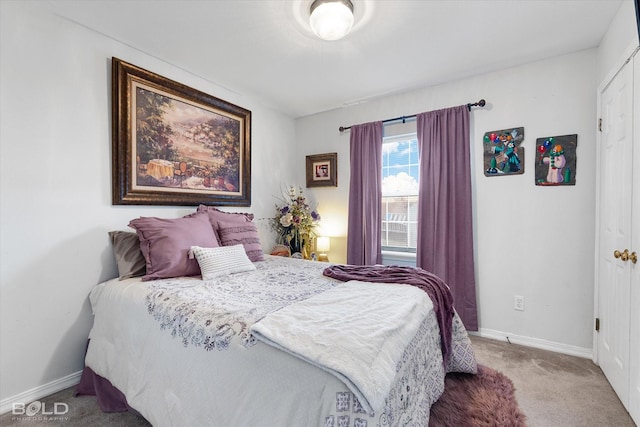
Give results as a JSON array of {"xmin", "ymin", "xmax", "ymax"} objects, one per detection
[
  {"xmin": 347, "ymin": 121, "xmax": 383, "ymax": 265},
  {"xmin": 416, "ymin": 105, "xmax": 478, "ymax": 331}
]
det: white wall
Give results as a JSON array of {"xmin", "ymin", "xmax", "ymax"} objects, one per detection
[
  {"xmin": 297, "ymin": 49, "xmax": 598, "ymax": 356},
  {"xmin": 597, "ymin": 1, "xmax": 638, "ymax": 85},
  {"xmin": 0, "ymin": 2, "xmax": 295, "ymax": 406}
]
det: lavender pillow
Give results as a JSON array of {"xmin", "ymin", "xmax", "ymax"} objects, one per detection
[
  {"xmin": 129, "ymin": 213, "xmax": 219, "ymax": 281},
  {"xmin": 217, "ymin": 220, "xmax": 264, "ymax": 262},
  {"xmin": 108, "ymin": 231, "xmax": 146, "ymax": 280},
  {"xmin": 196, "ymin": 205, "xmax": 254, "ymax": 244}
]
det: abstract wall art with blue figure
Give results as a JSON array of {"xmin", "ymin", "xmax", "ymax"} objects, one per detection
[{"xmin": 483, "ymin": 127, "xmax": 525, "ymax": 177}]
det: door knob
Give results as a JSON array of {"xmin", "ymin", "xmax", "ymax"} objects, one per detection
[
  {"xmin": 614, "ymin": 249, "xmax": 630, "ymax": 261},
  {"xmin": 630, "ymin": 251, "xmax": 637, "ymax": 264}
]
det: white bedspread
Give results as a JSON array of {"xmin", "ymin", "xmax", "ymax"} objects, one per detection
[
  {"xmin": 85, "ymin": 256, "xmax": 477, "ymax": 426},
  {"xmin": 251, "ymin": 280, "xmax": 432, "ymax": 415}
]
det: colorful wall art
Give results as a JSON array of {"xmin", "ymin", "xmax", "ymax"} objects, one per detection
[
  {"xmin": 535, "ymin": 134, "xmax": 577, "ymax": 186},
  {"xmin": 483, "ymin": 127, "xmax": 525, "ymax": 177}
]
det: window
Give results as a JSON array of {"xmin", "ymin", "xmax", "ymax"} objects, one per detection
[{"xmin": 381, "ymin": 128, "xmax": 419, "ymax": 253}]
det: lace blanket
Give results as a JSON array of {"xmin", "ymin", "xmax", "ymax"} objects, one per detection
[{"xmin": 145, "ymin": 256, "xmax": 339, "ymax": 350}]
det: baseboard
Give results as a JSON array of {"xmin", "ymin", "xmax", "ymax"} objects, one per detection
[
  {"xmin": 0, "ymin": 370, "xmax": 83, "ymax": 415},
  {"xmin": 472, "ymin": 328, "xmax": 593, "ymax": 359}
]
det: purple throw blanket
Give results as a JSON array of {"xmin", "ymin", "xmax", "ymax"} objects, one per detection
[{"xmin": 323, "ymin": 264, "xmax": 454, "ymax": 365}]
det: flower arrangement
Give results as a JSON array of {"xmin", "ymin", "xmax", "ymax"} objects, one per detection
[{"xmin": 271, "ymin": 186, "xmax": 321, "ymax": 256}]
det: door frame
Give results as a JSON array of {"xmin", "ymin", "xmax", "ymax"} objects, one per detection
[
  {"xmin": 629, "ymin": 50, "xmax": 640, "ymax": 424},
  {"xmin": 593, "ymin": 41, "xmax": 639, "ymax": 365}
]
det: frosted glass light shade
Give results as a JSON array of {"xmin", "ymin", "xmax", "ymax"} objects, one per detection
[
  {"xmin": 317, "ymin": 236, "xmax": 331, "ymax": 253},
  {"xmin": 309, "ymin": 0, "xmax": 354, "ymax": 41}
]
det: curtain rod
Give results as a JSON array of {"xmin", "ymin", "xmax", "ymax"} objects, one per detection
[{"xmin": 338, "ymin": 99, "xmax": 486, "ymax": 133}]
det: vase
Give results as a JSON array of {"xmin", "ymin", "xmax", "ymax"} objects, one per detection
[
  {"xmin": 288, "ymin": 232, "xmax": 311, "ymax": 259},
  {"xmin": 288, "ymin": 233, "xmax": 302, "ymax": 255},
  {"xmin": 302, "ymin": 242, "xmax": 310, "ymax": 260}
]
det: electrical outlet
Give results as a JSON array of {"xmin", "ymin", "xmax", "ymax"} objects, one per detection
[{"xmin": 514, "ymin": 296, "xmax": 525, "ymax": 311}]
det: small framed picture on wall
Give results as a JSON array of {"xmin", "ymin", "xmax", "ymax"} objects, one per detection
[{"xmin": 306, "ymin": 153, "xmax": 337, "ymax": 188}]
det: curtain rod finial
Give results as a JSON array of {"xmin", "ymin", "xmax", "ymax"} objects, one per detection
[{"xmin": 467, "ymin": 99, "xmax": 487, "ymax": 110}]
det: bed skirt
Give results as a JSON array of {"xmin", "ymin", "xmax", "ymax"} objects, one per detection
[{"xmin": 74, "ymin": 366, "xmax": 131, "ymax": 413}]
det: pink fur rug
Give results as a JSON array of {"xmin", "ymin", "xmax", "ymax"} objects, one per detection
[{"xmin": 429, "ymin": 364, "xmax": 527, "ymax": 426}]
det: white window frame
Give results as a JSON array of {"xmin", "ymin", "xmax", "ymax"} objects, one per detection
[{"xmin": 381, "ymin": 123, "xmax": 419, "ymax": 254}]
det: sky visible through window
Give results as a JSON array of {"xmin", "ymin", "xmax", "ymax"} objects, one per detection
[
  {"xmin": 382, "ymin": 138, "xmax": 419, "ymax": 196},
  {"xmin": 382, "ymin": 137, "xmax": 419, "ymax": 251}
]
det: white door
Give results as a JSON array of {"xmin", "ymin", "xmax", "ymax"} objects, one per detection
[
  {"xmin": 628, "ymin": 52, "xmax": 640, "ymax": 424},
  {"xmin": 597, "ymin": 58, "xmax": 633, "ymax": 413}
]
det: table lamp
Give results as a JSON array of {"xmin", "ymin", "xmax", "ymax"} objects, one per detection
[{"xmin": 316, "ymin": 236, "xmax": 330, "ymax": 262}]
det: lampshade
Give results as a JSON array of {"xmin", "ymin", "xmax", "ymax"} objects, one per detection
[
  {"xmin": 309, "ymin": 0, "xmax": 354, "ymax": 41},
  {"xmin": 317, "ymin": 236, "xmax": 331, "ymax": 253}
]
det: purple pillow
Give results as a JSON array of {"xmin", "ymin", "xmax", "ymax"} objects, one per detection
[
  {"xmin": 217, "ymin": 220, "xmax": 264, "ymax": 262},
  {"xmin": 196, "ymin": 205, "xmax": 254, "ymax": 244},
  {"xmin": 129, "ymin": 213, "xmax": 219, "ymax": 281}
]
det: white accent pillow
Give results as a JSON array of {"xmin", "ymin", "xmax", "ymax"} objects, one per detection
[{"xmin": 190, "ymin": 244, "xmax": 256, "ymax": 280}]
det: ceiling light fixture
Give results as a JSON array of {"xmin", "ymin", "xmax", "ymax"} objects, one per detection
[{"xmin": 309, "ymin": 0, "xmax": 354, "ymax": 41}]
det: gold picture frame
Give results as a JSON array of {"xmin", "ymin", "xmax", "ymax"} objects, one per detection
[{"xmin": 112, "ymin": 57, "xmax": 251, "ymax": 206}]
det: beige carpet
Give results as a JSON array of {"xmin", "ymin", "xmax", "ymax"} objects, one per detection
[
  {"xmin": 1, "ymin": 335, "xmax": 635, "ymax": 426},
  {"xmin": 470, "ymin": 335, "xmax": 635, "ymax": 427}
]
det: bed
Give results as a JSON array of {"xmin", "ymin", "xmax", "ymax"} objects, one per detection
[{"xmin": 79, "ymin": 208, "xmax": 477, "ymax": 426}]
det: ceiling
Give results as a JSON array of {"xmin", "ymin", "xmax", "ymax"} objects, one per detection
[{"xmin": 45, "ymin": 0, "xmax": 624, "ymax": 118}]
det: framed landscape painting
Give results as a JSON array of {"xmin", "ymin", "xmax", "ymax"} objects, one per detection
[{"xmin": 112, "ymin": 57, "xmax": 251, "ymax": 206}]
